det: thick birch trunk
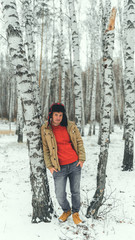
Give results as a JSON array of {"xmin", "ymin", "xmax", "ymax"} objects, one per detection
[
  {"xmin": 86, "ymin": 8, "xmax": 117, "ymax": 219},
  {"xmin": 23, "ymin": 0, "xmax": 41, "ymax": 118},
  {"xmin": 1, "ymin": 0, "xmax": 53, "ymax": 222},
  {"xmin": 122, "ymin": 0, "xmax": 135, "ymax": 171}
]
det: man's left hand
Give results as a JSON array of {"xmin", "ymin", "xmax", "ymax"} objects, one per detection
[{"xmin": 76, "ymin": 161, "xmax": 83, "ymax": 168}]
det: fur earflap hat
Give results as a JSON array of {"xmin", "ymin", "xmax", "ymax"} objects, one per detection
[{"xmin": 48, "ymin": 103, "xmax": 67, "ymax": 126}]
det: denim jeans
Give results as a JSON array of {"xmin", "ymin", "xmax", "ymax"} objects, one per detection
[{"xmin": 53, "ymin": 160, "xmax": 81, "ymax": 213}]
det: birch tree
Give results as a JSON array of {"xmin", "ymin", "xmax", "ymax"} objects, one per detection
[
  {"xmin": 122, "ymin": 0, "xmax": 135, "ymax": 171},
  {"xmin": 43, "ymin": 0, "xmax": 56, "ymax": 118},
  {"xmin": 98, "ymin": 0, "xmax": 111, "ymax": 145},
  {"xmin": 86, "ymin": 7, "xmax": 117, "ymax": 218},
  {"xmin": 23, "ymin": 0, "xmax": 42, "ymax": 115},
  {"xmin": 60, "ymin": 0, "xmax": 65, "ymax": 104},
  {"xmin": 0, "ymin": 54, "xmax": 5, "ymax": 118},
  {"xmin": 88, "ymin": 2, "xmax": 99, "ymax": 136},
  {"xmin": 1, "ymin": 0, "xmax": 53, "ymax": 222},
  {"xmin": 16, "ymin": 93, "xmax": 24, "ymax": 142},
  {"xmin": 67, "ymin": 12, "xmax": 75, "ymax": 120},
  {"xmin": 68, "ymin": 0, "xmax": 82, "ymax": 131}
]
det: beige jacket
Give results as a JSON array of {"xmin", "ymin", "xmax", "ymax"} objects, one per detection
[{"xmin": 41, "ymin": 120, "xmax": 86, "ymax": 171}]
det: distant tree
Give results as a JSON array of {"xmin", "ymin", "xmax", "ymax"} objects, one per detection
[{"xmin": 16, "ymin": 91, "xmax": 24, "ymax": 143}]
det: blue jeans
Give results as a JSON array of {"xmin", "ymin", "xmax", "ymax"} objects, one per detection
[{"xmin": 53, "ymin": 160, "xmax": 81, "ymax": 213}]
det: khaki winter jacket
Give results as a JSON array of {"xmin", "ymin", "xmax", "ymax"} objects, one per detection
[{"xmin": 41, "ymin": 120, "xmax": 86, "ymax": 171}]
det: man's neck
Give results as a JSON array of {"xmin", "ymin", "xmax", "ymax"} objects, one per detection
[{"xmin": 52, "ymin": 121, "xmax": 60, "ymax": 127}]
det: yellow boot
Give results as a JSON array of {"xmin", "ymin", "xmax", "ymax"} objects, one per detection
[
  {"xmin": 72, "ymin": 212, "xmax": 82, "ymax": 225},
  {"xmin": 58, "ymin": 209, "xmax": 71, "ymax": 222}
]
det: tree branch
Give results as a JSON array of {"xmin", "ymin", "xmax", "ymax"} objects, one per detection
[{"xmin": 0, "ymin": 34, "xmax": 7, "ymax": 42}]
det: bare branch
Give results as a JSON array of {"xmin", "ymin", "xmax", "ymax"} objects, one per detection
[{"xmin": 0, "ymin": 34, "xmax": 7, "ymax": 42}]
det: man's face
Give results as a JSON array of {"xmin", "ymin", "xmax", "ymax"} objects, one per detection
[{"xmin": 52, "ymin": 112, "xmax": 63, "ymax": 126}]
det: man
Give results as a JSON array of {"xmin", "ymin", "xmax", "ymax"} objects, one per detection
[{"xmin": 41, "ymin": 103, "xmax": 85, "ymax": 225}]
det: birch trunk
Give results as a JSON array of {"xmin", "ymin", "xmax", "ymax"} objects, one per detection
[
  {"xmin": 67, "ymin": 14, "xmax": 75, "ymax": 121},
  {"xmin": 68, "ymin": 0, "xmax": 82, "ymax": 131},
  {"xmin": 89, "ymin": 64, "xmax": 97, "ymax": 136},
  {"xmin": 23, "ymin": 0, "xmax": 41, "ymax": 117},
  {"xmin": 98, "ymin": 0, "xmax": 111, "ymax": 144},
  {"xmin": 53, "ymin": 40, "xmax": 60, "ymax": 103},
  {"xmin": 1, "ymin": 0, "xmax": 53, "ymax": 222},
  {"xmin": 113, "ymin": 69, "xmax": 122, "ymax": 127},
  {"xmin": 43, "ymin": 0, "xmax": 56, "ymax": 118},
  {"xmin": 122, "ymin": 0, "xmax": 135, "ymax": 171},
  {"xmin": 16, "ymin": 87, "xmax": 24, "ymax": 142},
  {"xmin": 0, "ymin": 54, "xmax": 5, "ymax": 118},
  {"xmin": 60, "ymin": 0, "xmax": 65, "ymax": 104},
  {"xmin": 39, "ymin": 16, "xmax": 44, "ymax": 87},
  {"xmin": 85, "ymin": 39, "xmax": 91, "ymax": 123},
  {"xmin": 110, "ymin": 89, "xmax": 114, "ymax": 133},
  {"xmin": 86, "ymin": 8, "xmax": 117, "ymax": 218}
]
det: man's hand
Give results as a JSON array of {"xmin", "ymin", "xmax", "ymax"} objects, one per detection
[
  {"xmin": 76, "ymin": 161, "xmax": 83, "ymax": 168},
  {"xmin": 49, "ymin": 167, "xmax": 58, "ymax": 175}
]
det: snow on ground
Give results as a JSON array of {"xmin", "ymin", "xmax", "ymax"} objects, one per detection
[{"xmin": 0, "ymin": 121, "xmax": 135, "ymax": 240}]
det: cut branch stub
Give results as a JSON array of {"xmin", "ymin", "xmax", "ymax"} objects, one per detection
[{"xmin": 106, "ymin": 7, "xmax": 117, "ymax": 32}]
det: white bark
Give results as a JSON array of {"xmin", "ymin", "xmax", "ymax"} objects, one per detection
[
  {"xmin": 60, "ymin": 0, "xmax": 65, "ymax": 104},
  {"xmin": 113, "ymin": 69, "xmax": 122, "ymax": 127},
  {"xmin": 68, "ymin": 0, "xmax": 82, "ymax": 131},
  {"xmin": 1, "ymin": 0, "xmax": 53, "ymax": 222},
  {"xmin": 43, "ymin": 0, "xmax": 56, "ymax": 118},
  {"xmin": 86, "ymin": 7, "xmax": 116, "ymax": 218},
  {"xmin": 16, "ymin": 90, "xmax": 24, "ymax": 142},
  {"xmin": 23, "ymin": 0, "xmax": 41, "ymax": 117},
  {"xmin": 67, "ymin": 14, "xmax": 75, "ymax": 120},
  {"xmin": 90, "ymin": 64, "xmax": 97, "ymax": 135},
  {"xmin": 122, "ymin": 0, "xmax": 135, "ymax": 171}
]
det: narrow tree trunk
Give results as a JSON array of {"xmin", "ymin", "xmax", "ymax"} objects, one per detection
[
  {"xmin": 67, "ymin": 14, "xmax": 75, "ymax": 121},
  {"xmin": 16, "ymin": 92, "xmax": 24, "ymax": 143},
  {"xmin": 60, "ymin": 0, "xmax": 65, "ymax": 104},
  {"xmin": 90, "ymin": 63, "xmax": 97, "ymax": 135},
  {"xmin": 86, "ymin": 7, "xmax": 117, "ymax": 218},
  {"xmin": 113, "ymin": 70, "xmax": 122, "ymax": 127},
  {"xmin": 68, "ymin": 0, "xmax": 82, "ymax": 131}
]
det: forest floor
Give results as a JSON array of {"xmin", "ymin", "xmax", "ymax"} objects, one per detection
[{"xmin": 0, "ymin": 120, "xmax": 135, "ymax": 240}]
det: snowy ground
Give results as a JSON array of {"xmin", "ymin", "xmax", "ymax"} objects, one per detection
[{"xmin": 0, "ymin": 120, "xmax": 135, "ymax": 240}]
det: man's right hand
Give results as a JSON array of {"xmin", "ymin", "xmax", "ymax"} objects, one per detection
[{"xmin": 49, "ymin": 167, "xmax": 58, "ymax": 175}]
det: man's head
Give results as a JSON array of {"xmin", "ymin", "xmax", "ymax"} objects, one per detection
[{"xmin": 48, "ymin": 103, "xmax": 67, "ymax": 127}]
